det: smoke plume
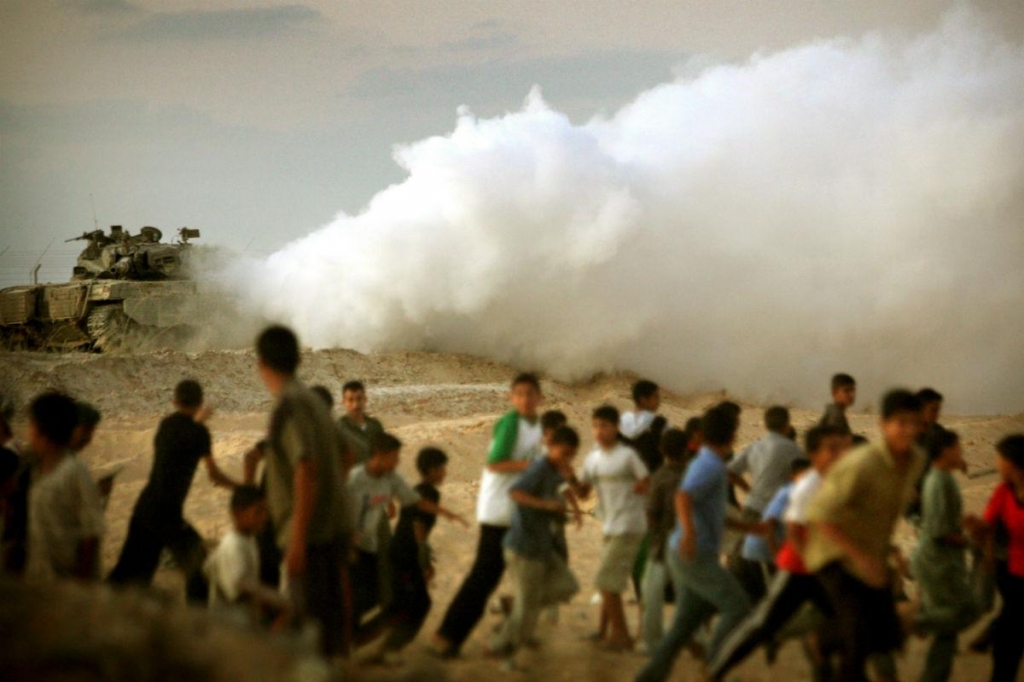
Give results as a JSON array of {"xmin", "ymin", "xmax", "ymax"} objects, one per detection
[{"xmin": 223, "ymin": 8, "xmax": 1024, "ymax": 415}]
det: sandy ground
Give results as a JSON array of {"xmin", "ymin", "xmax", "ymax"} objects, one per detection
[{"xmin": 2, "ymin": 348, "xmax": 1023, "ymax": 682}]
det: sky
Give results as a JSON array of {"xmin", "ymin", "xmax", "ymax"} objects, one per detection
[
  {"xmin": 1, "ymin": 1, "xmax": 1023, "ymax": 413},
  {"xmin": 2, "ymin": 0, "xmax": 1021, "ymax": 265}
]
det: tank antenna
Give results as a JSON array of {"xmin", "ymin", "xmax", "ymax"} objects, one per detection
[{"xmin": 90, "ymin": 194, "xmax": 99, "ymax": 231}]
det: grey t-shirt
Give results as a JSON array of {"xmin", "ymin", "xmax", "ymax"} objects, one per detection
[
  {"xmin": 346, "ymin": 465, "xmax": 420, "ymax": 553},
  {"xmin": 728, "ymin": 431, "xmax": 804, "ymax": 513},
  {"xmin": 266, "ymin": 378, "xmax": 349, "ymax": 549},
  {"xmin": 504, "ymin": 456, "xmax": 565, "ymax": 560}
]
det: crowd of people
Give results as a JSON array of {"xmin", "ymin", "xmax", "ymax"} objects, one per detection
[{"xmin": 1, "ymin": 323, "xmax": 1022, "ymax": 682}]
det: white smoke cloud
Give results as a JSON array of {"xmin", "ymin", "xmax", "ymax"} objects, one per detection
[{"xmin": 223, "ymin": 8, "xmax": 1024, "ymax": 415}]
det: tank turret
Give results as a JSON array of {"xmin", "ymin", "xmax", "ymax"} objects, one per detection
[{"xmin": 70, "ymin": 225, "xmax": 200, "ymax": 281}]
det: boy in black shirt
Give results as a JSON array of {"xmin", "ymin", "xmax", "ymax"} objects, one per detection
[
  {"xmin": 371, "ymin": 447, "xmax": 450, "ymax": 664},
  {"xmin": 109, "ymin": 380, "xmax": 239, "ymax": 601}
]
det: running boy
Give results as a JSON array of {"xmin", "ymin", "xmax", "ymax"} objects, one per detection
[
  {"xmin": 621, "ymin": 380, "xmax": 669, "ymax": 474},
  {"xmin": 109, "ymin": 380, "xmax": 238, "ymax": 601},
  {"xmin": 204, "ymin": 485, "xmax": 269, "ymax": 615},
  {"xmin": 804, "ymin": 389, "xmax": 926, "ymax": 682},
  {"xmin": 348, "ymin": 433, "xmax": 465, "ymax": 635},
  {"xmin": 707, "ymin": 425, "xmax": 849, "ymax": 680},
  {"xmin": 579, "ymin": 404, "xmax": 650, "ymax": 651},
  {"xmin": 490, "ymin": 425, "xmax": 582, "ymax": 664},
  {"xmin": 25, "ymin": 392, "xmax": 106, "ymax": 582},
  {"xmin": 818, "ymin": 373, "xmax": 856, "ymax": 433},
  {"xmin": 432, "ymin": 373, "xmax": 543, "ymax": 658}
]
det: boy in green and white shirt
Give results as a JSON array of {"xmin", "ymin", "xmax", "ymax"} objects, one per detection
[{"xmin": 431, "ymin": 373, "xmax": 543, "ymax": 658}]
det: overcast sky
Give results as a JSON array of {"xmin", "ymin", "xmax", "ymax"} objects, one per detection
[{"xmin": 1, "ymin": 0, "xmax": 1022, "ymax": 281}]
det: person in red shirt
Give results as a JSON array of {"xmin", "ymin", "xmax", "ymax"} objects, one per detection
[{"xmin": 981, "ymin": 434, "xmax": 1024, "ymax": 682}]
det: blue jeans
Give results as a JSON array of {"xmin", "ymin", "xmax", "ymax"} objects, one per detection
[{"xmin": 636, "ymin": 549, "xmax": 751, "ymax": 682}]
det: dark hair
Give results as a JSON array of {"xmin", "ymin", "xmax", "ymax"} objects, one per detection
[
  {"xmin": 541, "ymin": 409, "xmax": 568, "ymax": 432},
  {"xmin": 790, "ymin": 458, "xmax": 812, "ymax": 476},
  {"xmin": 632, "ymin": 380, "xmax": 659, "ymax": 405},
  {"xmin": 174, "ymin": 380, "xmax": 203, "ymax": 409},
  {"xmin": 804, "ymin": 424, "xmax": 847, "ymax": 454},
  {"xmin": 831, "ymin": 373, "xmax": 856, "ymax": 391},
  {"xmin": 549, "ymin": 425, "xmax": 580, "ymax": 449},
  {"xmin": 311, "ymin": 385, "xmax": 334, "ymax": 409},
  {"xmin": 881, "ymin": 389, "xmax": 922, "ymax": 419},
  {"xmin": 996, "ymin": 434, "xmax": 1024, "ymax": 470},
  {"xmin": 342, "ymin": 380, "xmax": 365, "ymax": 395},
  {"xmin": 715, "ymin": 400, "xmax": 742, "ymax": 419},
  {"xmin": 0, "ymin": 446, "xmax": 19, "ymax": 482},
  {"xmin": 851, "ymin": 434, "xmax": 869, "ymax": 447},
  {"xmin": 511, "ymin": 373, "xmax": 541, "ymax": 392},
  {"xmin": 659, "ymin": 428, "xmax": 688, "ymax": 462},
  {"xmin": 592, "ymin": 404, "xmax": 620, "ymax": 426},
  {"xmin": 916, "ymin": 387, "xmax": 944, "ymax": 405},
  {"xmin": 682, "ymin": 416, "xmax": 703, "ymax": 443},
  {"xmin": 75, "ymin": 402, "xmax": 102, "ymax": 429},
  {"xmin": 371, "ymin": 432, "xmax": 402, "ymax": 455},
  {"xmin": 29, "ymin": 392, "xmax": 78, "ymax": 447},
  {"xmin": 929, "ymin": 429, "xmax": 960, "ymax": 461},
  {"xmin": 416, "ymin": 447, "xmax": 449, "ymax": 476},
  {"xmin": 231, "ymin": 484, "xmax": 265, "ymax": 512},
  {"xmin": 702, "ymin": 406, "xmax": 738, "ymax": 447},
  {"xmin": 764, "ymin": 406, "xmax": 790, "ymax": 433},
  {"xmin": 256, "ymin": 325, "xmax": 300, "ymax": 375}
]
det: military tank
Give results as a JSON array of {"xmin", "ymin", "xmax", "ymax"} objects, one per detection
[{"xmin": 0, "ymin": 225, "xmax": 204, "ymax": 351}]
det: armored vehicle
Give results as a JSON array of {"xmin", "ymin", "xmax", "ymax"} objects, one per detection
[{"xmin": 0, "ymin": 225, "xmax": 203, "ymax": 351}]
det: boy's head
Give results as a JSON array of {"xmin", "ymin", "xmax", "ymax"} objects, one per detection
[
  {"xmin": 764, "ymin": 406, "xmax": 790, "ymax": 435},
  {"xmin": 509, "ymin": 373, "xmax": 542, "ymax": 418},
  {"xmin": 231, "ymin": 485, "xmax": 268, "ymax": 535},
  {"xmin": 804, "ymin": 424, "xmax": 851, "ymax": 473},
  {"xmin": 702, "ymin": 406, "xmax": 738, "ymax": 450},
  {"xmin": 369, "ymin": 432, "xmax": 402, "ymax": 474},
  {"xmin": 174, "ymin": 380, "xmax": 203, "ymax": 411},
  {"xmin": 659, "ymin": 428, "xmax": 689, "ymax": 464},
  {"xmin": 342, "ymin": 380, "xmax": 367, "ymax": 419},
  {"xmin": 929, "ymin": 429, "xmax": 963, "ymax": 468},
  {"xmin": 715, "ymin": 400, "xmax": 742, "ymax": 422},
  {"xmin": 256, "ymin": 324, "xmax": 301, "ymax": 377},
  {"xmin": 830, "ymin": 373, "xmax": 857, "ymax": 408},
  {"xmin": 790, "ymin": 458, "xmax": 812, "ymax": 480},
  {"xmin": 28, "ymin": 392, "xmax": 78, "ymax": 452},
  {"xmin": 541, "ymin": 410, "xmax": 568, "ymax": 445},
  {"xmin": 879, "ymin": 389, "xmax": 922, "ymax": 454},
  {"xmin": 632, "ymin": 380, "xmax": 661, "ymax": 412},
  {"xmin": 69, "ymin": 401, "xmax": 102, "ymax": 452},
  {"xmin": 311, "ymin": 385, "xmax": 334, "ymax": 410},
  {"xmin": 995, "ymin": 434, "xmax": 1024, "ymax": 483},
  {"xmin": 547, "ymin": 425, "xmax": 580, "ymax": 465},
  {"xmin": 682, "ymin": 416, "xmax": 703, "ymax": 451},
  {"xmin": 916, "ymin": 388, "xmax": 943, "ymax": 427},
  {"xmin": 591, "ymin": 405, "xmax": 620, "ymax": 448},
  {"xmin": 416, "ymin": 447, "xmax": 449, "ymax": 485}
]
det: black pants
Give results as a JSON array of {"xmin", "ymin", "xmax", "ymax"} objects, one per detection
[
  {"xmin": 436, "ymin": 523, "xmax": 507, "ymax": 651},
  {"xmin": 351, "ymin": 549, "xmax": 380, "ymax": 627},
  {"xmin": 816, "ymin": 562, "xmax": 902, "ymax": 682},
  {"xmin": 991, "ymin": 571, "xmax": 1024, "ymax": 682},
  {"xmin": 382, "ymin": 559, "xmax": 432, "ymax": 652},
  {"xmin": 107, "ymin": 514, "xmax": 207, "ymax": 603},
  {"xmin": 256, "ymin": 519, "xmax": 282, "ymax": 587},
  {"xmin": 708, "ymin": 570, "xmax": 833, "ymax": 680},
  {"xmin": 290, "ymin": 539, "xmax": 347, "ymax": 657}
]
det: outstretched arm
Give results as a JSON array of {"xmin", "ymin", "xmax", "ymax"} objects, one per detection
[
  {"xmin": 203, "ymin": 455, "xmax": 240, "ymax": 489},
  {"xmin": 417, "ymin": 498, "xmax": 470, "ymax": 527}
]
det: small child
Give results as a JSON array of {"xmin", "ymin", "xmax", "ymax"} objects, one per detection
[
  {"xmin": 373, "ymin": 447, "xmax": 452, "ymax": 664},
  {"xmin": 911, "ymin": 429, "xmax": 993, "ymax": 682},
  {"xmin": 739, "ymin": 458, "xmax": 812, "ymax": 578},
  {"xmin": 25, "ymin": 392, "xmax": 106, "ymax": 582},
  {"xmin": 347, "ymin": 433, "xmax": 465, "ymax": 638},
  {"xmin": 204, "ymin": 485, "xmax": 269, "ymax": 616},
  {"xmin": 818, "ymin": 373, "xmax": 856, "ymax": 433},
  {"xmin": 578, "ymin": 405, "xmax": 650, "ymax": 651},
  {"xmin": 490, "ymin": 426, "xmax": 582, "ymax": 666}
]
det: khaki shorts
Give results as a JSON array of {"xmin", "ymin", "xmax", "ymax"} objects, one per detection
[{"xmin": 596, "ymin": 533, "xmax": 644, "ymax": 593}]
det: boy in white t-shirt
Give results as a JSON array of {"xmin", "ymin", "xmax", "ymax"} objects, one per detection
[
  {"xmin": 205, "ymin": 485, "xmax": 269, "ymax": 615},
  {"xmin": 578, "ymin": 404, "xmax": 650, "ymax": 651},
  {"xmin": 432, "ymin": 373, "xmax": 543, "ymax": 658}
]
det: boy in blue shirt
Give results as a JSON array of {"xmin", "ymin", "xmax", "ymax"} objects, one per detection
[{"xmin": 635, "ymin": 406, "xmax": 752, "ymax": 682}]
